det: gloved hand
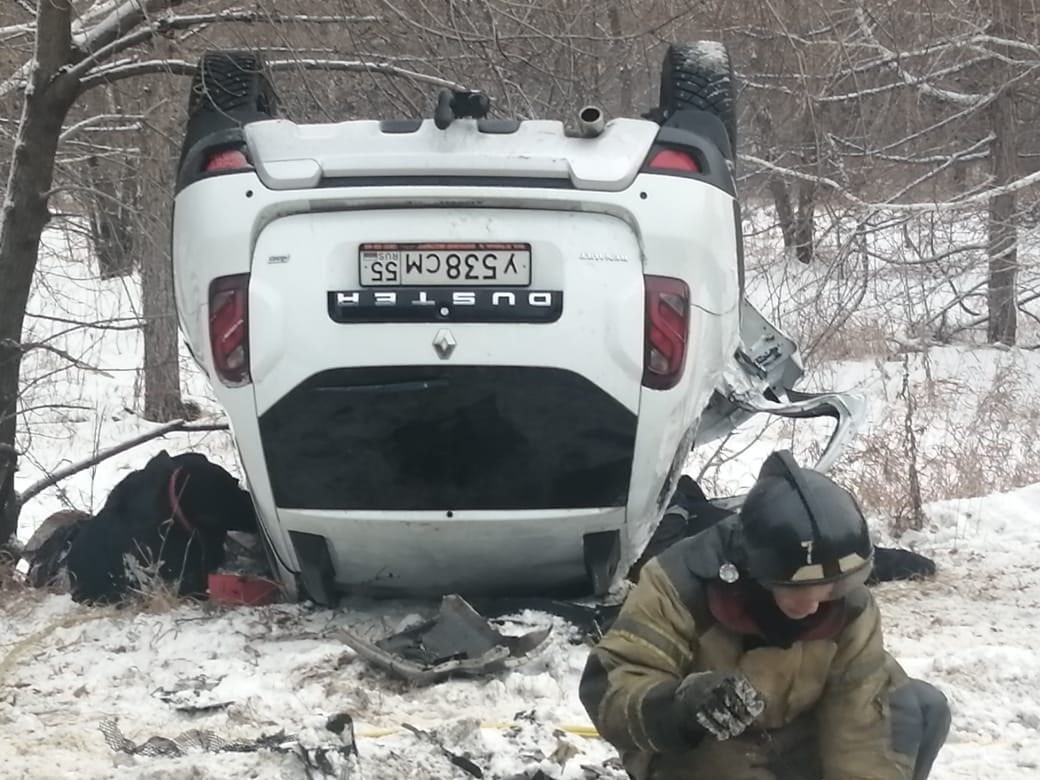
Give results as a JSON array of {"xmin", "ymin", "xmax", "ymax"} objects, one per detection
[{"xmin": 674, "ymin": 670, "xmax": 766, "ymax": 740}]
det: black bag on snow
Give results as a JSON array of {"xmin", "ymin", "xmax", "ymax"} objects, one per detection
[{"xmin": 28, "ymin": 450, "xmax": 257, "ymax": 604}]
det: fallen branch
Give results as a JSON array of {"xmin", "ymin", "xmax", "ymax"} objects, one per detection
[
  {"xmin": 18, "ymin": 417, "xmax": 229, "ymax": 506},
  {"xmin": 1, "ymin": 338, "xmax": 113, "ymax": 377},
  {"xmin": 23, "ymin": 312, "xmax": 145, "ymax": 331},
  {"xmin": 947, "ymin": 290, "xmax": 1040, "ymax": 338}
]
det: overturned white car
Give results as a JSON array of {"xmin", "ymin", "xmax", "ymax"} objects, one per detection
[{"xmin": 172, "ymin": 45, "xmax": 861, "ymax": 603}]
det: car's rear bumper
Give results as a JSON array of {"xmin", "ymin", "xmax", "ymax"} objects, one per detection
[{"xmin": 278, "ymin": 506, "xmax": 626, "ymax": 595}]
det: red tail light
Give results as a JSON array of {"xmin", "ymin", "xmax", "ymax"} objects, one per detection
[
  {"xmin": 204, "ymin": 148, "xmax": 250, "ymax": 172},
  {"xmin": 208, "ymin": 274, "xmax": 251, "ymax": 386},
  {"xmin": 648, "ymin": 149, "xmax": 700, "ymax": 173},
  {"xmin": 643, "ymin": 275, "xmax": 690, "ymax": 390}
]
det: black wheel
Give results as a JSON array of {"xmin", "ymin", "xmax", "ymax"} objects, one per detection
[
  {"xmin": 177, "ymin": 51, "xmax": 278, "ymax": 188},
  {"xmin": 659, "ymin": 41, "xmax": 738, "ymax": 157},
  {"xmin": 188, "ymin": 50, "xmax": 277, "ymax": 119}
]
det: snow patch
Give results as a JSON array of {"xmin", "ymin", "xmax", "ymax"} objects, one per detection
[{"xmin": 678, "ymin": 41, "xmax": 730, "ymax": 73}]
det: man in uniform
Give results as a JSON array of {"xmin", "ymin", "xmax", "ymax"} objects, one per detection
[{"xmin": 579, "ymin": 450, "xmax": 950, "ymax": 780}]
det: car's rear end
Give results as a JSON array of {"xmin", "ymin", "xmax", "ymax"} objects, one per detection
[{"xmin": 172, "ymin": 64, "xmax": 742, "ymax": 600}]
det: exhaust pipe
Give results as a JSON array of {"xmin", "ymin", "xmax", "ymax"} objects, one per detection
[{"xmin": 577, "ymin": 105, "xmax": 606, "ymax": 138}]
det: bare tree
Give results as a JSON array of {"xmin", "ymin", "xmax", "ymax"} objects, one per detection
[
  {"xmin": 0, "ymin": 0, "xmax": 401, "ymax": 546},
  {"xmin": 0, "ymin": 0, "xmax": 84, "ymax": 546}
]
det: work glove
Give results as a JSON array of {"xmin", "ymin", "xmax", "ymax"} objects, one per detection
[{"xmin": 674, "ymin": 670, "xmax": 766, "ymax": 740}]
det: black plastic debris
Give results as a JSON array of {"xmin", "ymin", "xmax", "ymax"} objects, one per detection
[{"xmin": 338, "ymin": 594, "xmax": 551, "ymax": 685}]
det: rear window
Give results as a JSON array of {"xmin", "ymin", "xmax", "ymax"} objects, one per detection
[{"xmin": 258, "ymin": 366, "xmax": 637, "ymax": 511}]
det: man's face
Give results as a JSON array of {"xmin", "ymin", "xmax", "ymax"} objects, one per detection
[{"xmin": 770, "ymin": 583, "xmax": 837, "ymax": 619}]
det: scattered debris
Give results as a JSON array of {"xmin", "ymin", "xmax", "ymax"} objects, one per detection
[
  {"xmin": 152, "ymin": 675, "xmax": 233, "ymax": 714},
  {"xmin": 402, "ymin": 722, "xmax": 484, "ymax": 778},
  {"xmin": 100, "ymin": 713, "xmax": 361, "ymax": 778},
  {"xmin": 549, "ymin": 732, "xmax": 580, "ymax": 765},
  {"xmin": 338, "ymin": 594, "xmax": 551, "ymax": 685},
  {"xmin": 100, "ymin": 717, "xmax": 291, "ymax": 758}
]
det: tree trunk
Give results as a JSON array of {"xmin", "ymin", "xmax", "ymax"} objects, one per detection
[
  {"xmin": 141, "ymin": 202, "xmax": 185, "ymax": 422},
  {"xmin": 140, "ymin": 35, "xmax": 185, "ymax": 423},
  {"xmin": 87, "ymin": 154, "xmax": 136, "ymax": 279},
  {"xmin": 608, "ymin": 5, "xmax": 633, "ymax": 117},
  {"xmin": 755, "ymin": 104, "xmax": 816, "ymax": 264},
  {"xmin": 986, "ymin": 83, "xmax": 1018, "ymax": 345},
  {"xmin": 768, "ymin": 176, "xmax": 798, "ymax": 252},
  {"xmin": 792, "ymin": 121, "xmax": 818, "ymax": 266},
  {"xmin": 793, "ymin": 178, "xmax": 816, "ymax": 266},
  {"xmin": 0, "ymin": 0, "xmax": 78, "ymax": 547}
]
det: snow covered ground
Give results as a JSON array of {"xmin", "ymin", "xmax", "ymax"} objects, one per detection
[{"xmin": 1, "ymin": 224, "xmax": 1039, "ymax": 778}]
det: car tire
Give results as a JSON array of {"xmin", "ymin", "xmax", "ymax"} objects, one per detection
[
  {"xmin": 176, "ymin": 51, "xmax": 278, "ymax": 188},
  {"xmin": 658, "ymin": 41, "xmax": 738, "ymax": 158},
  {"xmin": 188, "ymin": 50, "xmax": 278, "ymax": 119}
]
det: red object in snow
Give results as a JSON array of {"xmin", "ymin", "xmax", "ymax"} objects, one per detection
[{"xmin": 208, "ymin": 573, "xmax": 281, "ymax": 606}]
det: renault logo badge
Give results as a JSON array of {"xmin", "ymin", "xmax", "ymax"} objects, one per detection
[{"xmin": 433, "ymin": 329, "xmax": 457, "ymax": 359}]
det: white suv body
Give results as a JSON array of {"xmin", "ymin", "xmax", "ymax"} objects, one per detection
[{"xmin": 172, "ymin": 52, "xmax": 860, "ymax": 601}]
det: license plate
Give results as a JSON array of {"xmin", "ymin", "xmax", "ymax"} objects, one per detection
[{"xmin": 359, "ymin": 242, "xmax": 532, "ymax": 287}]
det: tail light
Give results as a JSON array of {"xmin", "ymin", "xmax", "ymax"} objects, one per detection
[
  {"xmin": 204, "ymin": 147, "xmax": 251, "ymax": 173},
  {"xmin": 646, "ymin": 148, "xmax": 700, "ymax": 173},
  {"xmin": 208, "ymin": 274, "xmax": 251, "ymax": 386},
  {"xmin": 643, "ymin": 275, "xmax": 690, "ymax": 390}
]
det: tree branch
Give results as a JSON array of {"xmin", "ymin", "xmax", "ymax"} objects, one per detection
[
  {"xmin": 17, "ymin": 417, "xmax": 228, "ymax": 506},
  {"xmin": 948, "ymin": 290, "xmax": 1040, "ymax": 337},
  {"xmin": 0, "ymin": 338, "xmax": 113, "ymax": 377},
  {"xmin": 741, "ymin": 154, "xmax": 1040, "ymax": 213},
  {"xmin": 81, "ymin": 57, "xmax": 468, "ymax": 92},
  {"xmin": 817, "ymin": 56, "xmax": 994, "ymax": 104},
  {"xmin": 0, "ymin": 0, "xmax": 188, "ymax": 97},
  {"xmin": 23, "ymin": 312, "xmax": 144, "ymax": 331},
  {"xmin": 854, "ymin": 6, "xmax": 993, "ymax": 108},
  {"xmin": 0, "ymin": 0, "xmax": 35, "ymax": 37},
  {"xmin": 65, "ymin": 10, "xmax": 380, "ymax": 81},
  {"xmin": 71, "ymin": 0, "xmax": 189, "ymax": 59},
  {"xmin": 60, "ymin": 111, "xmax": 148, "ymax": 141},
  {"xmin": 0, "ymin": 23, "xmax": 34, "ymax": 40}
]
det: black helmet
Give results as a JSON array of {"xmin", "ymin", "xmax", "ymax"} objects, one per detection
[{"xmin": 736, "ymin": 450, "xmax": 873, "ymax": 594}]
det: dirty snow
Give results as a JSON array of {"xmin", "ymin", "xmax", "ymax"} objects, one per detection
[{"xmin": 1, "ymin": 228, "xmax": 1039, "ymax": 778}]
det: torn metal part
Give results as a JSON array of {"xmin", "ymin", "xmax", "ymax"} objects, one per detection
[
  {"xmin": 338, "ymin": 594, "xmax": 551, "ymax": 685},
  {"xmin": 694, "ymin": 298, "xmax": 867, "ymax": 474}
]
